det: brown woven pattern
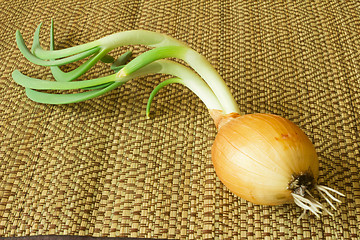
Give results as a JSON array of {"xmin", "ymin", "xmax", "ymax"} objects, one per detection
[{"xmin": 1, "ymin": 0, "xmax": 360, "ymax": 239}]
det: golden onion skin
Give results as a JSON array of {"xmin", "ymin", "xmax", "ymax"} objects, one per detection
[{"xmin": 211, "ymin": 112, "xmax": 319, "ymax": 205}]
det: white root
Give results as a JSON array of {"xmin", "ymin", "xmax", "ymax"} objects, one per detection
[
  {"xmin": 317, "ymin": 185, "xmax": 345, "ymax": 203},
  {"xmin": 292, "ymin": 184, "xmax": 344, "ymax": 220},
  {"xmin": 317, "ymin": 189, "xmax": 337, "ymax": 210},
  {"xmin": 292, "ymin": 193, "xmax": 322, "ymax": 218}
]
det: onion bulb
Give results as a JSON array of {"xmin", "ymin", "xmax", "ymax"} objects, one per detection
[
  {"xmin": 210, "ymin": 109, "xmax": 344, "ymax": 218},
  {"xmin": 13, "ymin": 21, "xmax": 344, "ymax": 218}
]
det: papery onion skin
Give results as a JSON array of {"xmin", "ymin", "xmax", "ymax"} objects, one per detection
[{"xmin": 210, "ymin": 110, "xmax": 319, "ymax": 206}]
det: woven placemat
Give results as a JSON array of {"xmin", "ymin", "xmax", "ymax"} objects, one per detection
[
  {"xmin": 0, "ymin": 236, "xmax": 167, "ymax": 240},
  {"xmin": 1, "ymin": 0, "xmax": 360, "ymax": 239}
]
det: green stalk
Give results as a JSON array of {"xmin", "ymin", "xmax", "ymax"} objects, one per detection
[
  {"xmin": 16, "ymin": 29, "xmax": 100, "ymax": 66},
  {"xmin": 15, "ymin": 22, "xmax": 239, "ymax": 114},
  {"xmin": 144, "ymin": 75, "xmax": 221, "ymax": 118},
  {"xmin": 48, "ymin": 20, "xmax": 112, "ymax": 82},
  {"xmin": 12, "ymin": 70, "xmax": 116, "ymax": 90},
  {"xmin": 28, "ymin": 21, "xmax": 111, "ymax": 82},
  {"xmin": 148, "ymin": 60, "xmax": 222, "ymax": 111},
  {"xmin": 24, "ymin": 82, "xmax": 122, "ymax": 104},
  {"xmin": 30, "ymin": 27, "xmax": 186, "ymax": 61},
  {"xmin": 146, "ymin": 78, "xmax": 183, "ymax": 118},
  {"xmin": 13, "ymin": 59, "xmax": 221, "ymax": 110},
  {"xmin": 117, "ymin": 46, "xmax": 240, "ymax": 114}
]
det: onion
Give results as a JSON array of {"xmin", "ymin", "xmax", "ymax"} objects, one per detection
[
  {"xmin": 210, "ymin": 109, "xmax": 343, "ymax": 217},
  {"xmin": 211, "ymin": 111, "xmax": 318, "ymax": 205},
  {"xmin": 13, "ymin": 21, "xmax": 344, "ymax": 218}
]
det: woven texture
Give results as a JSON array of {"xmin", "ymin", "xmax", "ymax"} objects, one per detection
[{"xmin": 1, "ymin": 0, "xmax": 360, "ymax": 239}]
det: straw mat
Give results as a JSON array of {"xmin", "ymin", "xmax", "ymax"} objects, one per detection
[{"xmin": 1, "ymin": 0, "xmax": 360, "ymax": 239}]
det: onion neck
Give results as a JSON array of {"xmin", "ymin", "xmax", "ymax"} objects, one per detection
[{"xmin": 209, "ymin": 109, "xmax": 241, "ymax": 130}]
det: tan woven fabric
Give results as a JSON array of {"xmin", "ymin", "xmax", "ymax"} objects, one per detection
[{"xmin": 1, "ymin": 0, "xmax": 360, "ymax": 239}]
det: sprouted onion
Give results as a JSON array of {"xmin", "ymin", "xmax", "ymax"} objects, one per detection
[{"xmin": 13, "ymin": 20, "xmax": 344, "ymax": 219}]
